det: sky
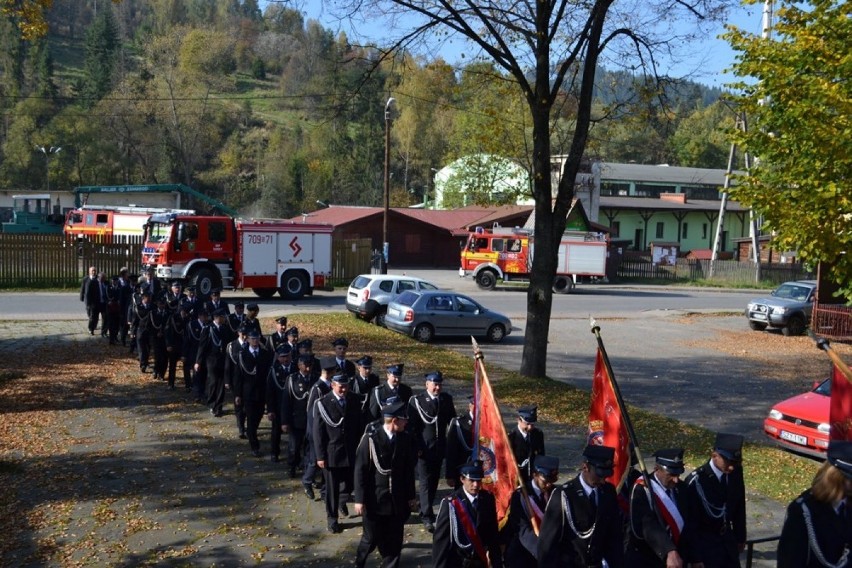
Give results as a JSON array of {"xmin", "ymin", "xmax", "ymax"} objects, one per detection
[{"xmin": 262, "ymin": 1, "xmax": 768, "ymax": 88}]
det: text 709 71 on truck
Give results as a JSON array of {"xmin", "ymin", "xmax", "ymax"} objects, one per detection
[{"xmin": 142, "ymin": 213, "xmax": 333, "ymax": 300}]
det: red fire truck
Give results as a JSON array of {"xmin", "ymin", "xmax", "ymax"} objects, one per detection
[
  {"xmin": 460, "ymin": 226, "xmax": 608, "ymax": 293},
  {"xmin": 141, "ymin": 213, "xmax": 333, "ymax": 299},
  {"xmin": 64, "ymin": 205, "xmax": 195, "ymax": 242}
]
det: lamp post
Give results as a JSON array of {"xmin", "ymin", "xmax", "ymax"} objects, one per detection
[
  {"xmin": 36, "ymin": 145, "xmax": 62, "ymax": 193},
  {"xmin": 381, "ymin": 97, "xmax": 397, "ymax": 274}
]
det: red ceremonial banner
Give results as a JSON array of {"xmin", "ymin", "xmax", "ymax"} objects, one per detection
[
  {"xmin": 588, "ymin": 348, "xmax": 631, "ymax": 491},
  {"xmin": 830, "ymin": 363, "xmax": 852, "ymax": 441},
  {"xmin": 476, "ymin": 359, "xmax": 519, "ymax": 528}
]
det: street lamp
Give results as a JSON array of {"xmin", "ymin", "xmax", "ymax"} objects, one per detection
[
  {"xmin": 36, "ymin": 145, "xmax": 62, "ymax": 193},
  {"xmin": 381, "ymin": 97, "xmax": 397, "ymax": 274}
]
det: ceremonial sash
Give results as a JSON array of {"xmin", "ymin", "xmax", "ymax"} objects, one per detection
[
  {"xmin": 635, "ymin": 478, "xmax": 684, "ymax": 545},
  {"xmin": 520, "ymin": 490, "xmax": 545, "ymax": 531},
  {"xmin": 451, "ymin": 497, "xmax": 489, "ymax": 566}
]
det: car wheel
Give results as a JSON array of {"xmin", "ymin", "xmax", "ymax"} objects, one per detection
[
  {"xmin": 782, "ymin": 315, "xmax": 806, "ymax": 336},
  {"xmin": 486, "ymin": 323, "xmax": 506, "ymax": 343},
  {"xmin": 364, "ymin": 299, "xmax": 380, "ymax": 322},
  {"xmin": 748, "ymin": 321, "xmax": 767, "ymax": 331},
  {"xmin": 476, "ymin": 270, "xmax": 497, "ymax": 291},
  {"xmin": 413, "ymin": 323, "xmax": 434, "ymax": 343},
  {"xmin": 374, "ymin": 307, "xmax": 388, "ymax": 328}
]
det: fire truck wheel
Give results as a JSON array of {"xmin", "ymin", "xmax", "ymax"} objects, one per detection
[
  {"xmin": 475, "ymin": 270, "xmax": 497, "ymax": 291},
  {"xmin": 486, "ymin": 323, "xmax": 507, "ymax": 343},
  {"xmin": 191, "ymin": 268, "xmax": 218, "ymax": 297},
  {"xmin": 552, "ymin": 276, "xmax": 575, "ymax": 294},
  {"xmin": 279, "ymin": 271, "xmax": 307, "ymax": 300},
  {"xmin": 413, "ymin": 323, "xmax": 434, "ymax": 343}
]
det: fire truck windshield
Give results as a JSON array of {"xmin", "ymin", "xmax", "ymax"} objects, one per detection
[{"xmin": 145, "ymin": 222, "xmax": 173, "ymax": 244}]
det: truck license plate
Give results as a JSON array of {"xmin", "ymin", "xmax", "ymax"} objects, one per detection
[{"xmin": 780, "ymin": 431, "xmax": 807, "ymax": 445}]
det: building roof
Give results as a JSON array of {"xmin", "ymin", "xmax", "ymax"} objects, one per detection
[
  {"xmin": 599, "ymin": 196, "xmax": 747, "ymax": 212},
  {"xmin": 595, "ymin": 162, "xmax": 737, "ymax": 186}
]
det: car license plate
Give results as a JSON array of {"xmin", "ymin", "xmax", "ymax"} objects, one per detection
[
  {"xmin": 780, "ymin": 430, "xmax": 807, "ymax": 445},
  {"xmin": 752, "ymin": 313, "xmax": 767, "ymax": 320}
]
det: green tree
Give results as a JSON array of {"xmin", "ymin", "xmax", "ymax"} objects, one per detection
[
  {"xmin": 81, "ymin": 6, "xmax": 121, "ymax": 107},
  {"xmin": 725, "ymin": 0, "xmax": 852, "ymax": 297},
  {"xmin": 669, "ymin": 101, "xmax": 733, "ymax": 168}
]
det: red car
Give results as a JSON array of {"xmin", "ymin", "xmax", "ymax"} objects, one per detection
[{"xmin": 764, "ymin": 378, "xmax": 831, "ymax": 458}]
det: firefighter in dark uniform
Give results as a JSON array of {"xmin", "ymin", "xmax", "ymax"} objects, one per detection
[
  {"xmin": 778, "ymin": 440, "xmax": 852, "ymax": 568},
  {"xmin": 352, "ymin": 400, "xmax": 417, "ymax": 568},
  {"xmin": 164, "ymin": 304, "xmax": 189, "ymax": 390},
  {"xmin": 284, "ymin": 326, "xmax": 300, "ymax": 353},
  {"xmin": 165, "ymin": 281, "xmax": 185, "ymax": 311},
  {"xmin": 179, "ymin": 285, "xmax": 201, "ymax": 317},
  {"xmin": 233, "ymin": 328, "xmax": 274, "ymax": 457},
  {"xmin": 626, "ymin": 448, "xmax": 695, "ymax": 568},
  {"xmin": 204, "ymin": 288, "xmax": 229, "ymax": 316},
  {"xmin": 227, "ymin": 301, "xmax": 246, "ymax": 332},
  {"xmin": 183, "ymin": 308, "xmax": 207, "ymax": 394},
  {"xmin": 332, "ymin": 337, "xmax": 356, "ymax": 377},
  {"xmin": 243, "ymin": 303, "xmax": 263, "ymax": 340},
  {"xmin": 150, "ymin": 294, "xmax": 171, "ymax": 381},
  {"xmin": 508, "ymin": 405, "xmax": 546, "ymax": 485},
  {"xmin": 536, "ymin": 445, "xmax": 625, "ymax": 567},
  {"xmin": 281, "ymin": 354, "xmax": 316, "ymax": 478},
  {"xmin": 683, "ymin": 433, "xmax": 747, "ymax": 568},
  {"xmin": 267, "ymin": 316, "xmax": 289, "ymax": 352},
  {"xmin": 433, "ymin": 460, "xmax": 504, "ymax": 568},
  {"xmin": 266, "ymin": 344, "xmax": 293, "ymax": 462},
  {"xmin": 504, "ymin": 455, "xmax": 559, "ymax": 567},
  {"xmin": 302, "ymin": 357, "xmax": 337, "ymax": 500},
  {"xmin": 407, "ymin": 370, "xmax": 456, "ymax": 533},
  {"xmin": 131, "ymin": 290, "xmax": 154, "ymax": 373},
  {"xmin": 196, "ymin": 308, "xmax": 235, "ymax": 416},
  {"xmin": 367, "ymin": 364, "xmax": 413, "ymax": 423},
  {"xmin": 312, "ymin": 372, "xmax": 363, "ymax": 534},
  {"xmin": 445, "ymin": 395, "xmax": 475, "ymax": 490},
  {"xmin": 224, "ymin": 324, "xmax": 248, "ymax": 437},
  {"xmin": 297, "ymin": 339, "xmax": 322, "ymax": 379},
  {"xmin": 351, "ymin": 356, "xmax": 380, "ymax": 407}
]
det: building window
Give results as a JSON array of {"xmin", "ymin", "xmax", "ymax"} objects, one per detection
[
  {"xmin": 682, "ymin": 223, "xmax": 688, "ymax": 239},
  {"xmin": 611, "ymin": 221, "xmax": 620, "ymax": 237},
  {"xmin": 635, "ymin": 184, "xmax": 671, "ymax": 198},
  {"xmin": 655, "ymin": 222, "xmax": 664, "ymax": 239},
  {"xmin": 601, "ymin": 182, "xmax": 630, "ymax": 196}
]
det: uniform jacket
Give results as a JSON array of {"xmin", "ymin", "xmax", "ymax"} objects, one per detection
[
  {"xmin": 445, "ymin": 413, "xmax": 475, "ymax": 482},
  {"xmin": 281, "ymin": 370, "xmax": 314, "ymax": 430},
  {"xmin": 223, "ymin": 338, "xmax": 244, "ymax": 388},
  {"xmin": 407, "ymin": 391, "xmax": 456, "ymax": 457},
  {"xmin": 195, "ymin": 323, "xmax": 235, "ymax": 370},
  {"xmin": 367, "ymin": 382, "xmax": 413, "ymax": 422},
  {"xmin": 80, "ymin": 275, "xmax": 95, "ymax": 304},
  {"xmin": 266, "ymin": 331, "xmax": 288, "ymax": 352},
  {"xmin": 164, "ymin": 313, "xmax": 187, "ymax": 351},
  {"xmin": 536, "ymin": 476, "xmax": 625, "ymax": 567},
  {"xmin": 683, "ymin": 462, "xmax": 746, "ymax": 567},
  {"xmin": 232, "ymin": 344, "xmax": 274, "ymax": 404},
  {"xmin": 312, "ymin": 391, "xmax": 363, "ymax": 468},
  {"xmin": 336, "ymin": 358, "xmax": 357, "ymax": 378},
  {"xmin": 183, "ymin": 318, "xmax": 206, "ymax": 361},
  {"xmin": 433, "ymin": 487, "xmax": 503, "ymax": 568},
  {"xmin": 626, "ymin": 477, "xmax": 695, "ymax": 567},
  {"xmin": 504, "ymin": 483, "xmax": 550, "ymax": 566},
  {"xmin": 508, "ymin": 427, "xmax": 545, "ymax": 477},
  {"xmin": 353, "ymin": 425, "xmax": 416, "ymax": 519},
  {"xmin": 204, "ymin": 298, "xmax": 229, "ymax": 315},
  {"xmin": 778, "ymin": 490, "xmax": 852, "ymax": 568},
  {"xmin": 150, "ymin": 308, "xmax": 171, "ymax": 342},
  {"xmin": 305, "ymin": 379, "xmax": 332, "ymax": 436}
]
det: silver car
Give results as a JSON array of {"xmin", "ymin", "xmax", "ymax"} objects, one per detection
[
  {"xmin": 345, "ymin": 274, "xmax": 440, "ymax": 326},
  {"xmin": 384, "ymin": 290, "xmax": 512, "ymax": 343}
]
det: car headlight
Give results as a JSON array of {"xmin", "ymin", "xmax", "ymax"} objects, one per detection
[
  {"xmin": 773, "ymin": 306, "xmax": 787, "ymax": 315},
  {"xmin": 768, "ymin": 409, "xmax": 784, "ymax": 420},
  {"xmin": 747, "ymin": 303, "xmax": 756, "ymax": 310},
  {"xmin": 818, "ymin": 423, "xmax": 831, "ymax": 433}
]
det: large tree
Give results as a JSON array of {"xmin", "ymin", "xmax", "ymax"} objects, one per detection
[
  {"xmin": 725, "ymin": 0, "xmax": 851, "ymax": 298},
  {"xmin": 334, "ymin": 0, "xmax": 734, "ymax": 377}
]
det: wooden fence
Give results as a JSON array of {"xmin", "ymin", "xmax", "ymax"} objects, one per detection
[
  {"xmin": 0, "ymin": 233, "xmax": 372, "ymax": 288},
  {"xmin": 617, "ymin": 257, "xmax": 812, "ymax": 286}
]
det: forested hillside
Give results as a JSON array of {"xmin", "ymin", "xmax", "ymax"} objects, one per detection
[{"xmin": 0, "ymin": 0, "xmax": 733, "ymax": 218}]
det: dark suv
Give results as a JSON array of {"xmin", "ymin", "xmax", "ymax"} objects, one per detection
[{"xmin": 745, "ymin": 280, "xmax": 817, "ymax": 336}]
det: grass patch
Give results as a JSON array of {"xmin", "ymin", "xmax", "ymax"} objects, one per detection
[{"xmin": 303, "ymin": 313, "xmax": 818, "ymax": 504}]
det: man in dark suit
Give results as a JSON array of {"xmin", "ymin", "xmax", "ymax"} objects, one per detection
[
  {"xmin": 683, "ymin": 433, "xmax": 747, "ymax": 568},
  {"xmin": 204, "ymin": 288, "xmax": 229, "ymax": 316},
  {"xmin": 351, "ymin": 356, "xmax": 379, "ymax": 411},
  {"xmin": 184, "ymin": 309, "xmax": 208, "ymax": 395},
  {"xmin": 537, "ymin": 445, "xmax": 625, "ymax": 567},
  {"xmin": 445, "ymin": 395, "xmax": 475, "ymax": 490},
  {"xmin": 139, "ymin": 267, "xmax": 162, "ymax": 300},
  {"xmin": 197, "ymin": 308, "xmax": 235, "ymax": 417},
  {"xmin": 131, "ymin": 290, "xmax": 154, "ymax": 373},
  {"xmin": 407, "ymin": 371, "xmax": 456, "ymax": 532},
  {"xmin": 332, "ymin": 337, "xmax": 356, "ymax": 377},
  {"xmin": 281, "ymin": 353, "xmax": 316, "ymax": 478},
  {"xmin": 232, "ymin": 328, "xmax": 273, "ymax": 457},
  {"xmin": 626, "ymin": 448, "xmax": 696, "ymax": 567},
  {"xmin": 367, "ymin": 364, "xmax": 413, "ymax": 423},
  {"xmin": 353, "ymin": 400, "xmax": 417, "ymax": 568},
  {"xmin": 165, "ymin": 281, "xmax": 185, "ymax": 312},
  {"xmin": 266, "ymin": 316, "xmax": 289, "ymax": 352},
  {"xmin": 508, "ymin": 405, "xmax": 546, "ymax": 485},
  {"xmin": 149, "ymin": 294, "xmax": 171, "ymax": 381},
  {"xmin": 116, "ymin": 267, "xmax": 133, "ymax": 347},
  {"xmin": 433, "ymin": 460, "xmax": 504, "ymax": 568},
  {"xmin": 227, "ymin": 301, "xmax": 247, "ymax": 332},
  {"xmin": 504, "ymin": 455, "xmax": 560, "ymax": 567},
  {"xmin": 84, "ymin": 271, "xmax": 109, "ymax": 337},
  {"xmin": 224, "ymin": 324, "xmax": 247, "ymax": 436},
  {"xmin": 312, "ymin": 372, "xmax": 363, "ymax": 533},
  {"xmin": 302, "ymin": 357, "xmax": 337, "ymax": 500},
  {"xmin": 80, "ymin": 266, "xmax": 98, "ymax": 332},
  {"xmin": 266, "ymin": 344, "xmax": 294, "ymax": 463},
  {"xmin": 778, "ymin": 440, "xmax": 852, "ymax": 567}
]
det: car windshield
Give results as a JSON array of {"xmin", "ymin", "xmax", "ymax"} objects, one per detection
[
  {"xmin": 814, "ymin": 379, "xmax": 831, "ymax": 396},
  {"xmin": 774, "ymin": 283, "xmax": 812, "ymax": 301}
]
